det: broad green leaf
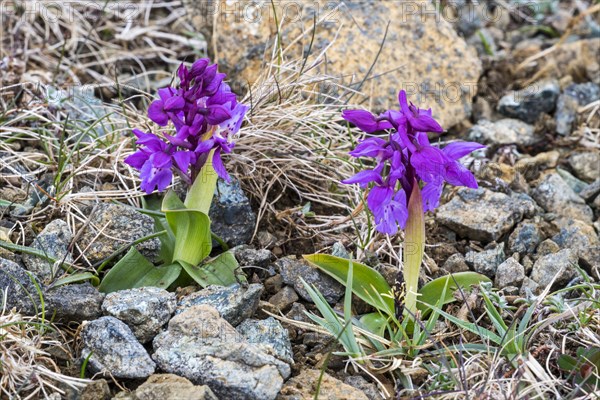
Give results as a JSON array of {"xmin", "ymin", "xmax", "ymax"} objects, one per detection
[
  {"xmin": 359, "ymin": 313, "xmax": 388, "ymax": 337},
  {"xmin": 557, "ymin": 354, "xmax": 578, "ymax": 371},
  {"xmin": 99, "ymin": 247, "xmax": 181, "ymax": 293},
  {"xmin": 162, "ymin": 190, "xmax": 212, "ymax": 266},
  {"xmin": 178, "ymin": 250, "xmax": 242, "ymax": 288},
  {"xmin": 51, "ymin": 272, "xmax": 100, "ymax": 287},
  {"xmin": 404, "ymin": 181, "xmax": 426, "ymax": 314},
  {"xmin": 418, "ymin": 272, "xmax": 491, "ymax": 311},
  {"xmin": 303, "ymin": 254, "xmax": 394, "ymax": 316}
]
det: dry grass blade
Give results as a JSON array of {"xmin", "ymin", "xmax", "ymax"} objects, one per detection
[{"xmin": 0, "ymin": 296, "xmax": 90, "ymax": 399}]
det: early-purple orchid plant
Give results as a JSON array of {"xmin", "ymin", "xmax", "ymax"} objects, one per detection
[
  {"xmin": 343, "ymin": 90, "xmax": 484, "ymax": 315},
  {"xmin": 109, "ymin": 59, "xmax": 248, "ymax": 292}
]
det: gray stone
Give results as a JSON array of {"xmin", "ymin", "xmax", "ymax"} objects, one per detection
[
  {"xmin": 465, "ymin": 243, "xmax": 506, "ymax": 278},
  {"xmin": 494, "ymin": 258, "xmax": 525, "ymax": 288},
  {"xmin": 76, "ymin": 379, "xmax": 111, "ymax": 400},
  {"xmin": 556, "ymin": 82, "xmax": 600, "ymax": 135},
  {"xmin": 22, "ymin": 219, "xmax": 72, "ymax": 282},
  {"xmin": 468, "ymin": 27, "xmax": 497, "ymax": 57},
  {"xmin": 530, "ymin": 249, "xmax": 579, "ymax": 289},
  {"xmin": 536, "ymin": 239, "xmax": 561, "ymax": 258},
  {"xmin": 45, "ymin": 283, "xmax": 104, "ymax": 322},
  {"xmin": 79, "ymin": 203, "xmax": 160, "ymax": 264},
  {"xmin": 497, "ymin": 79, "xmax": 560, "ymax": 123},
  {"xmin": 532, "ymin": 173, "xmax": 594, "ymax": 223},
  {"xmin": 184, "ymin": 0, "xmax": 482, "ymax": 129},
  {"xmin": 102, "ymin": 287, "xmax": 177, "ymax": 343},
  {"xmin": 279, "ymin": 369, "xmax": 369, "ymax": 400},
  {"xmin": 442, "ymin": 253, "xmax": 469, "ymax": 273},
  {"xmin": 520, "ymin": 277, "xmax": 540, "ymax": 297},
  {"xmin": 331, "ymin": 242, "xmax": 352, "ymax": 259},
  {"xmin": 557, "ymin": 168, "xmax": 589, "ymax": 194},
  {"xmin": 233, "ymin": 246, "xmax": 273, "ymax": 268},
  {"xmin": 436, "ymin": 188, "xmax": 534, "ymax": 242},
  {"xmin": 468, "ymin": 119, "xmax": 540, "ymax": 146},
  {"xmin": 344, "ymin": 375, "xmax": 381, "ymax": 400},
  {"xmin": 114, "ymin": 374, "xmax": 217, "ymax": 400},
  {"xmin": 81, "ymin": 316, "xmax": 155, "ymax": 379},
  {"xmin": 580, "ymin": 179, "xmax": 600, "ymax": 202},
  {"xmin": 552, "ymin": 218, "xmax": 600, "ymax": 270},
  {"xmin": 268, "ymin": 286, "xmax": 299, "ymax": 312},
  {"xmin": 514, "ymin": 151, "xmax": 560, "ymax": 178},
  {"xmin": 177, "ymin": 283, "xmax": 263, "ymax": 326},
  {"xmin": 508, "ymin": 221, "xmax": 542, "ymax": 254},
  {"xmin": 210, "ymin": 178, "xmax": 256, "ymax": 247},
  {"xmin": 568, "ymin": 152, "xmax": 600, "ymax": 182},
  {"xmin": 0, "ymin": 258, "xmax": 40, "ymax": 315},
  {"xmin": 277, "ymin": 257, "xmax": 344, "ymax": 304},
  {"xmin": 236, "ymin": 317, "xmax": 294, "ymax": 365},
  {"xmin": 455, "ymin": 1, "xmax": 484, "ymax": 36},
  {"xmin": 153, "ymin": 306, "xmax": 289, "ymax": 400}
]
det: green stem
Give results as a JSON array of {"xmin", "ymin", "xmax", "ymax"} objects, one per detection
[
  {"xmin": 184, "ymin": 149, "xmax": 218, "ymax": 214},
  {"xmin": 403, "ymin": 181, "xmax": 426, "ymax": 316}
]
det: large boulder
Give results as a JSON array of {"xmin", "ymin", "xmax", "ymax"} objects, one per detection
[{"xmin": 183, "ymin": 0, "xmax": 482, "ymax": 128}]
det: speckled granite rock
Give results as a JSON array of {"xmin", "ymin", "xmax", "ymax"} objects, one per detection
[
  {"xmin": 102, "ymin": 287, "xmax": 177, "ymax": 343},
  {"xmin": 153, "ymin": 305, "xmax": 290, "ymax": 400},
  {"xmin": 177, "ymin": 283, "xmax": 263, "ymax": 326},
  {"xmin": 79, "ymin": 203, "xmax": 160, "ymax": 264},
  {"xmin": 183, "ymin": 0, "xmax": 482, "ymax": 128},
  {"xmin": 22, "ymin": 219, "xmax": 72, "ymax": 282},
  {"xmin": 81, "ymin": 316, "xmax": 155, "ymax": 379}
]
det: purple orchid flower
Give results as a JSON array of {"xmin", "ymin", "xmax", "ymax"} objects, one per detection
[
  {"xmin": 126, "ymin": 59, "xmax": 248, "ymax": 193},
  {"xmin": 342, "ymin": 90, "xmax": 484, "ymax": 235},
  {"xmin": 148, "ymin": 88, "xmax": 185, "ymax": 126}
]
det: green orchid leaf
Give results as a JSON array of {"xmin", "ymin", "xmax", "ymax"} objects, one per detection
[
  {"xmin": 178, "ymin": 250, "xmax": 243, "ymax": 288},
  {"xmin": 303, "ymin": 254, "xmax": 394, "ymax": 316},
  {"xmin": 162, "ymin": 190, "xmax": 212, "ymax": 266},
  {"xmin": 98, "ymin": 247, "xmax": 181, "ymax": 293},
  {"xmin": 417, "ymin": 272, "xmax": 491, "ymax": 311},
  {"xmin": 359, "ymin": 312, "xmax": 388, "ymax": 337},
  {"xmin": 51, "ymin": 272, "xmax": 100, "ymax": 287}
]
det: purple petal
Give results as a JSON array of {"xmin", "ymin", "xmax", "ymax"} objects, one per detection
[
  {"xmin": 164, "ymin": 131, "xmax": 193, "ymax": 149},
  {"xmin": 148, "ymin": 100, "xmax": 169, "ymax": 126},
  {"xmin": 376, "ymin": 210, "xmax": 398, "ymax": 235},
  {"xmin": 157, "ymin": 87, "xmax": 173, "ymax": 102},
  {"xmin": 398, "ymin": 90, "xmax": 410, "ymax": 115},
  {"xmin": 151, "ymin": 151, "xmax": 172, "ymax": 169},
  {"xmin": 190, "ymin": 58, "xmax": 209, "ymax": 77},
  {"xmin": 442, "ymin": 142, "xmax": 486, "ymax": 160},
  {"xmin": 411, "ymin": 145, "xmax": 447, "ymax": 183},
  {"xmin": 343, "ymin": 110, "xmax": 392, "ymax": 133},
  {"xmin": 153, "ymin": 169, "xmax": 173, "ymax": 193},
  {"xmin": 444, "ymin": 162, "xmax": 478, "ymax": 189},
  {"xmin": 163, "ymin": 94, "xmax": 185, "ymax": 112},
  {"xmin": 421, "ymin": 180, "xmax": 444, "ymax": 212},
  {"xmin": 172, "ymin": 151, "xmax": 192, "ymax": 173},
  {"xmin": 195, "ymin": 138, "xmax": 215, "ymax": 154},
  {"xmin": 212, "ymin": 150, "xmax": 230, "ymax": 182},
  {"xmin": 342, "ymin": 169, "xmax": 382, "ymax": 187},
  {"xmin": 367, "ymin": 185, "xmax": 393, "ymax": 216},
  {"xmin": 206, "ymin": 105, "xmax": 232, "ymax": 125},
  {"xmin": 124, "ymin": 150, "xmax": 149, "ymax": 169},
  {"xmin": 348, "ymin": 137, "xmax": 388, "ymax": 158},
  {"xmin": 409, "ymin": 113, "xmax": 444, "ymax": 133},
  {"xmin": 391, "ymin": 190, "xmax": 408, "ymax": 229}
]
